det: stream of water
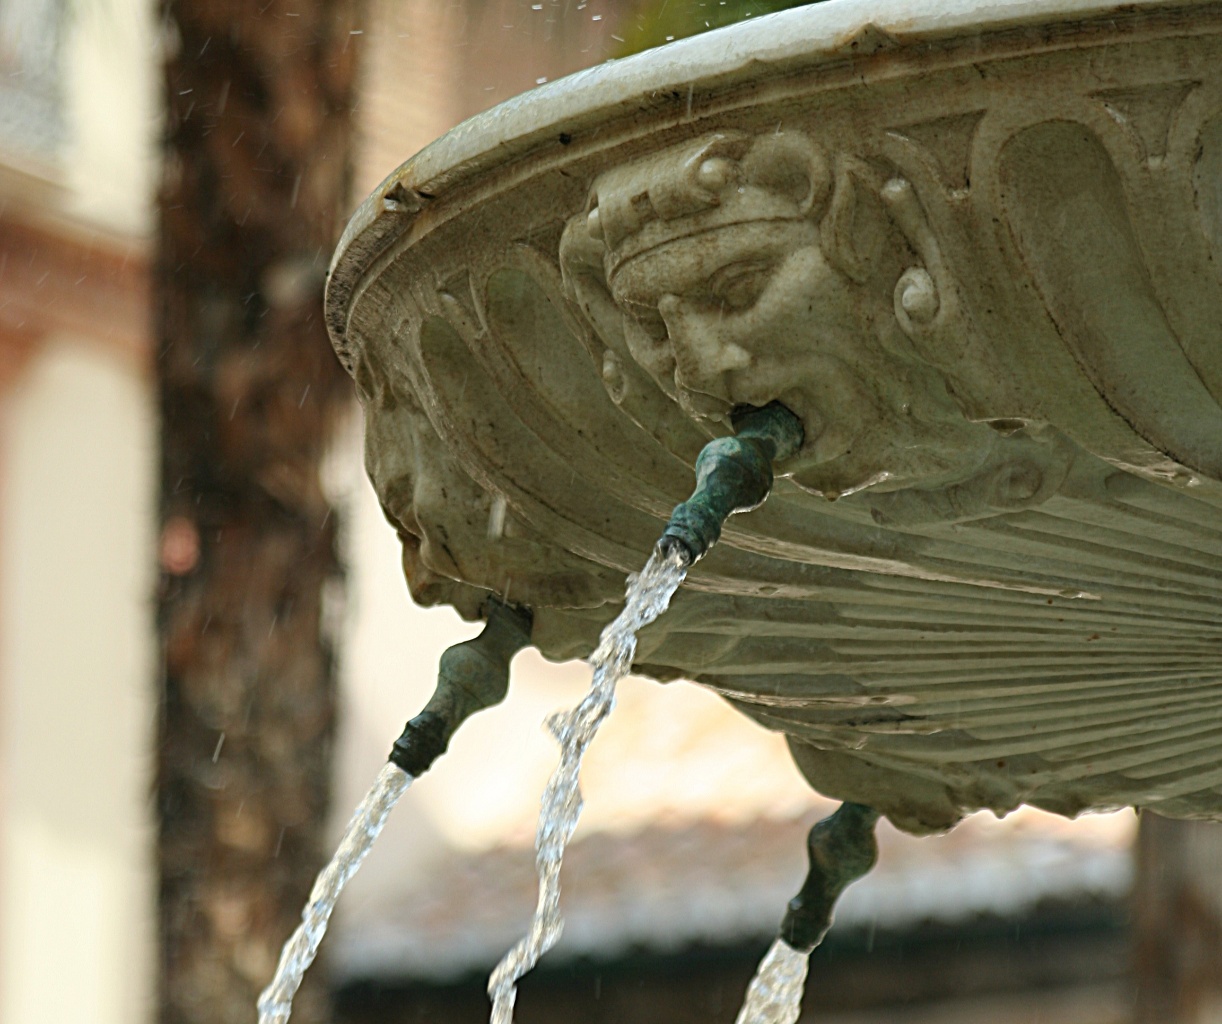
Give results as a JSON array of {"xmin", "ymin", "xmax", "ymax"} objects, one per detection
[
  {"xmin": 255, "ymin": 540, "xmax": 810, "ymax": 1024},
  {"xmin": 256, "ymin": 762, "xmax": 412, "ymax": 1024},
  {"xmin": 735, "ymin": 938, "xmax": 811, "ymax": 1024},
  {"xmin": 486, "ymin": 544, "xmax": 690, "ymax": 1024}
]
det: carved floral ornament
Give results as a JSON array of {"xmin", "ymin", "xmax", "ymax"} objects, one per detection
[{"xmin": 333, "ymin": 2, "xmax": 1222, "ymax": 832}]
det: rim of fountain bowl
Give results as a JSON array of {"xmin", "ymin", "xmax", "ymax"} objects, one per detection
[{"xmin": 323, "ymin": 0, "xmax": 1211, "ymax": 359}]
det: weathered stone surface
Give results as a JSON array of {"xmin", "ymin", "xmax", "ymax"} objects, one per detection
[{"xmin": 327, "ymin": 0, "xmax": 1222, "ymax": 833}]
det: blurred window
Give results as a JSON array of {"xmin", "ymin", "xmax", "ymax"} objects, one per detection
[{"xmin": 0, "ymin": 0, "xmax": 66, "ymax": 165}]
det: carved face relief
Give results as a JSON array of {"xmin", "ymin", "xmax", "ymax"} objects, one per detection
[
  {"xmin": 354, "ymin": 349, "xmax": 623, "ymax": 616},
  {"xmin": 561, "ymin": 132, "xmax": 992, "ymax": 499}
]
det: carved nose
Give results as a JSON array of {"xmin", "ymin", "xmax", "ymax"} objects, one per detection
[
  {"xmin": 659, "ymin": 293, "xmax": 751, "ymax": 385},
  {"xmin": 657, "ymin": 293, "xmax": 704, "ymax": 356},
  {"xmin": 657, "ymin": 294, "xmax": 705, "ymax": 376},
  {"xmin": 657, "ymin": 293, "xmax": 684, "ymax": 333},
  {"xmin": 656, "ymin": 293, "xmax": 732, "ymax": 414}
]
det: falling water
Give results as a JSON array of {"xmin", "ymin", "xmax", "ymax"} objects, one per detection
[
  {"xmin": 487, "ymin": 544, "xmax": 690, "ymax": 1023},
  {"xmin": 257, "ymin": 762, "xmax": 412, "ymax": 1024},
  {"xmin": 735, "ymin": 938, "xmax": 811, "ymax": 1024}
]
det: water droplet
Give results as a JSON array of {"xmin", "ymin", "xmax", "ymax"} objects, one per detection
[{"xmin": 487, "ymin": 494, "xmax": 508, "ymax": 540}]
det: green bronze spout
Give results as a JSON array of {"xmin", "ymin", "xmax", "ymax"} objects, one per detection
[
  {"xmin": 388, "ymin": 600, "xmax": 533, "ymax": 776},
  {"xmin": 781, "ymin": 802, "xmax": 880, "ymax": 953},
  {"xmin": 660, "ymin": 402, "xmax": 804, "ymax": 563}
]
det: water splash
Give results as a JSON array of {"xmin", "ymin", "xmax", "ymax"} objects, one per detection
[
  {"xmin": 735, "ymin": 938, "xmax": 810, "ymax": 1024},
  {"xmin": 487, "ymin": 545, "xmax": 689, "ymax": 1023},
  {"xmin": 257, "ymin": 762, "xmax": 412, "ymax": 1024}
]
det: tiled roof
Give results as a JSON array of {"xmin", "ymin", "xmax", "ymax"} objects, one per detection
[{"xmin": 331, "ymin": 808, "xmax": 1133, "ymax": 984}]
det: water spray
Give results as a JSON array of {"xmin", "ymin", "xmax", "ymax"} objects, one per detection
[
  {"xmin": 262, "ymin": 401, "xmax": 833, "ymax": 1024},
  {"xmin": 488, "ymin": 401, "xmax": 811, "ymax": 1023},
  {"xmin": 257, "ymin": 599, "xmax": 531, "ymax": 1024}
]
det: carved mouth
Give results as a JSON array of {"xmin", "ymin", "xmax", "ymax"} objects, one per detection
[
  {"xmin": 743, "ymin": 388, "xmax": 856, "ymax": 470},
  {"xmin": 675, "ymin": 385, "xmax": 734, "ymax": 422}
]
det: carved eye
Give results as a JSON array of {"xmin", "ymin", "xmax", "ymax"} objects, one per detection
[{"xmin": 708, "ymin": 260, "xmax": 774, "ymax": 310}]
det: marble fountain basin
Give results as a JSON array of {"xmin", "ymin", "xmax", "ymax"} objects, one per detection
[{"xmin": 326, "ymin": 0, "xmax": 1222, "ymax": 835}]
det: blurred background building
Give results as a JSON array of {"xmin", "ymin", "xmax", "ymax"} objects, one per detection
[
  {"xmin": 0, "ymin": 1, "xmax": 1207, "ymax": 1023},
  {"xmin": 0, "ymin": 1, "xmax": 155, "ymax": 1022}
]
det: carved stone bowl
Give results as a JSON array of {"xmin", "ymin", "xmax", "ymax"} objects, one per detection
[{"xmin": 327, "ymin": 0, "xmax": 1222, "ymax": 834}]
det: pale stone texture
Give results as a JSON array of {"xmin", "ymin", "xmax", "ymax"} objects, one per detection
[{"xmin": 329, "ymin": 0, "xmax": 1222, "ymax": 833}]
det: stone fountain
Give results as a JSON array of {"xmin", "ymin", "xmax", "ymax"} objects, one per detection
[
  {"xmin": 329, "ymin": 0, "xmax": 1222, "ymax": 831},
  {"xmin": 297, "ymin": 0, "xmax": 1222, "ymax": 1014}
]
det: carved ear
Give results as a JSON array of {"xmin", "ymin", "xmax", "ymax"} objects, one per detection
[
  {"xmin": 821, "ymin": 156, "xmax": 887, "ymax": 283},
  {"xmin": 879, "ymin": 177, "xmax": 954, "ymax": 336}
]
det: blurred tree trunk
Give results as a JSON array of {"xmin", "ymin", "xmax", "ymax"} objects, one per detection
[
  {"xmin": 1133, "ymin": 813, "xmax": 1222, "ymax": 1024},
  {"xmin": 155, "ymin": 2, "xmax": 362, "ymax": 1022}
]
